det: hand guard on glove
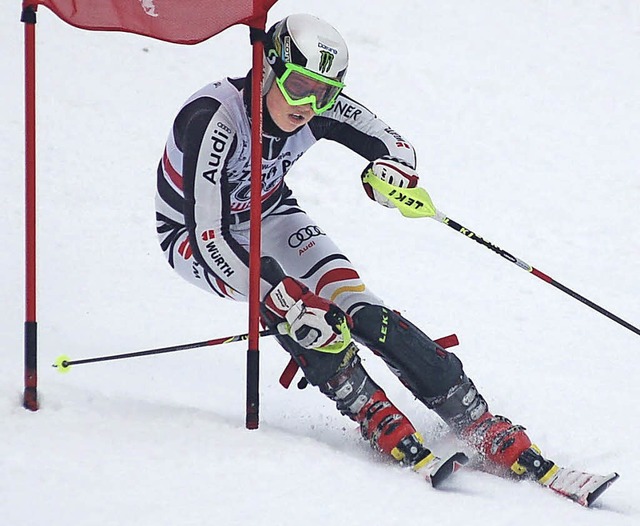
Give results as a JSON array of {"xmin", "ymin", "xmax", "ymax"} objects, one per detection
[
  {"xmin": 264, "ymin": 277, "xmax": 352, "ymax": 354},
  {"xmin": 361, "ymin": 157, "xmax": 420, "ymax": 208}
]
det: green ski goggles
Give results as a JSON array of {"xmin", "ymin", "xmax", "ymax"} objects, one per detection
[{"xmin": 275, "ymin": 63, "xmax": 345, "ymax": 115}]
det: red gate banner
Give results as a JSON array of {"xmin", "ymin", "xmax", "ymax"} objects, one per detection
[{"xmin": 25, "ymin": 0, "xmax": 277, "ymax": 43}]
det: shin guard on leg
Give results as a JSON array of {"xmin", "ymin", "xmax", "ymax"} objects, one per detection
[{"xmin": 351, "ymin": 305, "xmax": 464, "ymax": 401}]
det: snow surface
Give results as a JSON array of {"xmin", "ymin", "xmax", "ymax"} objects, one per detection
[{"xmin": 2, "ymin": 1, "xmax": 639, "ymax": 525}]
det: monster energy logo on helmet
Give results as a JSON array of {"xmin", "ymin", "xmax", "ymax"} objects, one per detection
[
  {"xmin": 266, "ymin": 14, "xmax": 349, "ymax": 81},
  {"xmin": 318, "ymin": 50, "xmax": 335, "ymax": 74}
]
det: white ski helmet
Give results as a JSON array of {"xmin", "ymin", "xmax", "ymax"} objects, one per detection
[{"xmin": 263, "ymin": 14, "xmax": 349, "ymax": 113}]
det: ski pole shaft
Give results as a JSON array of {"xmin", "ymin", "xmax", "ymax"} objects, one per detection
[
  {"xmin": 53, "ymin": 328, "xmax": 278, "ymax": 372},
  {"xmin": 436, "ymin": 213, "xmax": 640, "ymax": 337}
]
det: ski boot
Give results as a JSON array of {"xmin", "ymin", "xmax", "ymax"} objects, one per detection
[
  {"xmin": 463, "ymin": 413, "xmax": 620, "ymax": 505},
  {"xmin": 423, "ymin": 371, "xmax": 618, "ymax": 505}
]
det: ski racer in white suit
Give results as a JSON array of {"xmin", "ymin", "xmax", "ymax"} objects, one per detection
[{"xmin": 155, "ymin": 13, "xmax": 558, "ymax": 484}]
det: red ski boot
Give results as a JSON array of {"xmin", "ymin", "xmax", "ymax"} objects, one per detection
[
  {"xmin": 357, "ymin": 388, "xmax": 467, "ymax": 486},
  {"xmin": 357, "ymin": 389, "xmax": 418, "ymax": 456},
  {"xmin": 461, "ymin": 412, "xmax": 533, "ymax": 472}
]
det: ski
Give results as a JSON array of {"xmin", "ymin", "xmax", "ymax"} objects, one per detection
[
  {"xmin": 466, "ymin": 459, "xmax": 620, "ymax": 507},
  {"xmin": 539, "ymin": 465, "xmax": 619, "ymax": 507}
]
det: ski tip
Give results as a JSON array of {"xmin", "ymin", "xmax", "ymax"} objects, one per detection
[
  {"xmin": 429, "ymin": 452, "xmax": 469, "ymax": 489},
  {"xmin": 586, "ymin": 472, "xmax": 619, "ymax": 507},
  {"xmin": 452, "ymin": 451, "xmax": 470, "ymax": 469}
]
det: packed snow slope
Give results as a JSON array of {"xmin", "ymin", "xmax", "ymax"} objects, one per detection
[{"xmin": 2, "ymin": 1, "xmax": 639, "ymax": 525}]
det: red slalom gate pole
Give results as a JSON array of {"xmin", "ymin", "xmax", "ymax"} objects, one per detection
[
  {"xmin": 245, "ymin": 24, "xmax": 267, "ymax": 429},
  {"xmin": 22, "ymin": 4, "xmax": 39, "ymax": 411}
]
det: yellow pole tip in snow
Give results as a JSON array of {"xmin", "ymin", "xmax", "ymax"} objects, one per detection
[{"xmin": 53, "ymin": 355, "xmax": 72, "ymax": 373}]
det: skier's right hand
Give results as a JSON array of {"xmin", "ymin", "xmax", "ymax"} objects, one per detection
[
  {"xmin": 361, "ymin": 156, "xmax": 420, "ymax": 209},
  {"xmin": 264, "ymin": 277, "xmax": 351, "ymax": 353}
]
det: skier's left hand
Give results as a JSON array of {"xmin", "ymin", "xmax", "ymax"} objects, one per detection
[
  {"xmin": 264, "ymin": 277, "xmax": 352, "ymax": 353},
  {"xmin": 361, "ymin": 157, "xmax": 420, "ymax": 208}
]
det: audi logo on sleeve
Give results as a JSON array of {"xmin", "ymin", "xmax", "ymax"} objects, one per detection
[{"xmin": 287, "ymin": 225, "xmax": 326, "ymax": 248}]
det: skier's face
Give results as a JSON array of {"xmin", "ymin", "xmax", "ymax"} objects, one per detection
[{"xmin": 266, "ymin": 82, "xmax": 315, "ymax": 132}]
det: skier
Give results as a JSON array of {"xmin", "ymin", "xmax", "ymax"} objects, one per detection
[{"xmin": 154, "ymin": 13, "xmax": 560, "ymax": 487}]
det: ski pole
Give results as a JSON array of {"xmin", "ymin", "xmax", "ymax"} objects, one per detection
[
  {"xmin": 434, "ymin": 213, "xmax": 640, "ymax": 336},
  {"xmin": 362, "ymin": 172, "xmax": 640, "ymax": 337},
  {"xmin": 53, "ymin": 328, "xmax": 278, "ymax": 372}
]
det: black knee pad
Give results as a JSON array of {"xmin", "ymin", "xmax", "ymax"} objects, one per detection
[{"xmin": 351, "ymin": 304, "xmax": 464, "ymax": 401}]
